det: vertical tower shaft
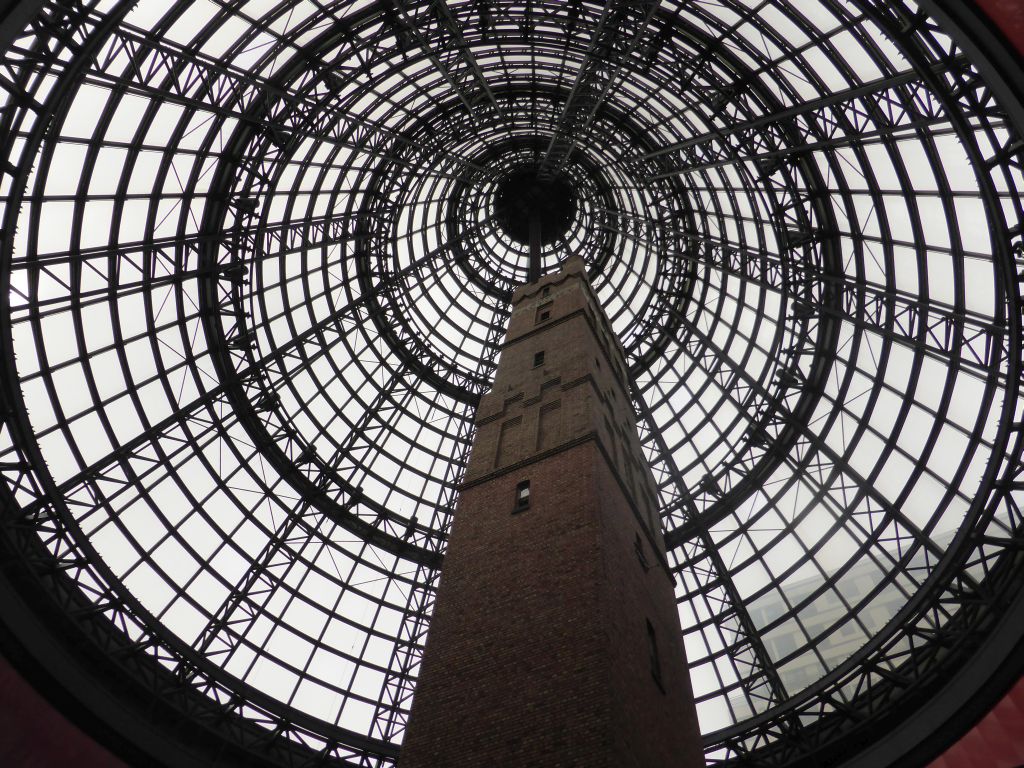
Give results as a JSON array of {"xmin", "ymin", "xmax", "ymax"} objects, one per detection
[{"xmin": 400, "ymin": 257, "xmax": 704, "ymax": 767}]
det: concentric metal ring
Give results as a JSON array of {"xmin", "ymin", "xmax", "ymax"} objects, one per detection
[{"xmin": 0, "ymin": 2, "xmax": 1020, "ymax": 767}]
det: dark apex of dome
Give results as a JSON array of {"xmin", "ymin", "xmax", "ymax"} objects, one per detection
[{"xmin": 492, "ymin": 167, "xmax": 577, "ymax": 246}]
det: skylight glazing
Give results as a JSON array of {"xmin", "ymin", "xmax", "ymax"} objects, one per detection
[{"xmin": 0, "ymin": 1, "xmax": 1021, "ymax": 766}]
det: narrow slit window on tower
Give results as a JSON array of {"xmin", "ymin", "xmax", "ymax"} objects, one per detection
[
  {"xmin": 536, "ymin": 302, "xmax": 553, "ymax": 323},
  {"xmin": 533, "ymin": 350, "xmax": 545, "ymax": 367},
  {"xmin": 647, "ymin": 619, "xmax": 664, "ymax": 692},
  {"xmin": 541, "ymin": 286, "xmax": 550, "ymax": 297},
  {"xmin": 635, "ymin": 532, "xmax": 650, "ymax": 571},
  {"xmin": 514, "ymin": 480, "xmax": 531, "ymax": 512}
]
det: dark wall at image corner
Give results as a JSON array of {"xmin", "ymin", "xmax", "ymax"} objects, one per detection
[
  {"xmin": 975, "ymin": 0, "xmax": 1024, "ymax": 54},
  {"xmin": 0, "ymin": 651, "xmax": 128, "ymax": 767},
  {"xmin": 0, "ymin": 0, "xmax": 1017, "ymax": 767}
]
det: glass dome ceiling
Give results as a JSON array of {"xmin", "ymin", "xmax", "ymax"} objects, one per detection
[{"xmin": 0, "ymin": 0, "xmax": 1021, "ymax": 765}]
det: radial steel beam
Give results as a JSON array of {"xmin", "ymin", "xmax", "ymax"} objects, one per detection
[
  {"xmin": 632, "ymin": 384, "xmax": 791, "ymax": 716},
  {"xmin": 608, "ymin": 214, "xmax": 1007, "ymax": 383},
  {"xmin": 36, "ymin": 21, "xmax": 492, "ymax": 176},
  {"xmin": 646, "ymin": 119, "xmax": 982, "ymax": 179},
  {"xmin": 643, "ymin": 55, "xmax": 968, "ymax": 182},
  {"xmin": 537, "ymin": 0, "xmax": 659, "ymax": 180},
  {"xmin": 662, "ymin": 305, "xmax": 960, "ymax": 566},
  {"xmin": 384, "ymin": 0, "xmax": 499, "ymax": 118},
  {"xmin": 185, "ymin": 364, "xmax": 422, "ymax": 688},
  {"xmin": 645, "ymin": 61, "xmax": 957, "ymax": 157},
  {"xmin": 0, "ymin": 0, "xmax": 45, "ymax": 53},
  {"xmin": 0, "ymin": 3, "xmax": 1020, "ymax": 768},
  {"xmin": 14, "ymin": 220, "xmax": 483, "ymax": 567}
]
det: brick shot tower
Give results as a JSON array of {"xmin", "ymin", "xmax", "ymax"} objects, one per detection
[{"xmin": 399, "ymin": 255, "xmax": 704, "ymax": 767}]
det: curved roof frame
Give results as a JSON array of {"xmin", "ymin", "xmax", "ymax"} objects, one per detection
[{"xmin": 0, "ymin": 1, "xmax": 1019, "ymax": 766}]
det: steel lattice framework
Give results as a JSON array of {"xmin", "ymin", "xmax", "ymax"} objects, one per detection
[{"xmin": 0, "ymin": 1, "xmax": 1021, "ymax": 766}]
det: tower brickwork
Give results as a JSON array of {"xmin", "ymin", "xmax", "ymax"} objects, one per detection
[{"xmin": 399, "ymin": 256, "xmax": 704, "ymax": 767}]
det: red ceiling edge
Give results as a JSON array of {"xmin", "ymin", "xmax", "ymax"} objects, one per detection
[
  {"xmin": 926, "ymin": 676, "xmax": 1024, "ymax": 768},
  {"xmin": 0, "ymin": 653, "xmax": 128, "ymax": 768},
  {"xmin": 975, "ymin": 0, "xmax": 1024, "ymax": 53}
]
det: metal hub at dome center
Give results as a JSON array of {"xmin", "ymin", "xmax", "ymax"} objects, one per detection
[{"xmin": 492, "ymin": 168, "xmax": 578, "ymax": 246}]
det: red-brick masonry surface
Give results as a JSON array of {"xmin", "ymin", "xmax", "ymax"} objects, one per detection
[
  {"xmin": 399, "ymin": 441, "xmax": 704, "ymax": 768},
  {"xmin": 400, "ymin": 258, "xmax": 704, "ymax": 767}
]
